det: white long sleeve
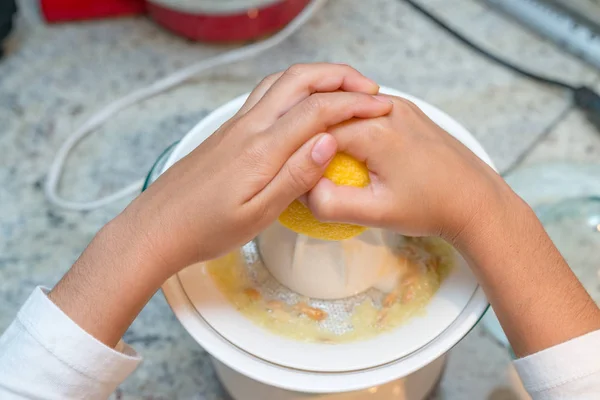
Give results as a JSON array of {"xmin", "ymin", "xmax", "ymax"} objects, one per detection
[
  {"xmin": 0, "ymin": 288, "xmax": 599, "ymax": 399},
  {"xmin": 0, "ymin": 287, "xmax": 141, "ymax": 400},
  {"xmin": 513, "ymin": 329, "xmax": 600, "ymax": 400}
]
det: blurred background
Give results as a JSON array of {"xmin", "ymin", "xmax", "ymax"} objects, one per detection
[{"xmin": 2, "ymin": 0, "xmax": 600, "ymax": 399}]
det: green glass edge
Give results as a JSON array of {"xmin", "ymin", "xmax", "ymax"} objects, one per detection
[{"xmin": 142, "ymin": 141, "xmax": 180, "ymax": 192}]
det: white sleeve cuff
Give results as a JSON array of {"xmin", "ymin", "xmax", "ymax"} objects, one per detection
[
  {"xmin": 16, "ymin": 286, "xmax": 141, "ymax": 384},
  {"xmin": 514, "ymin": 329, "xmax": 600, "ymax": 396}
]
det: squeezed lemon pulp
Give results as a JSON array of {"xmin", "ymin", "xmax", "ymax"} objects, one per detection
[{"xmin": 207, "ymin": 237, "xmax": 454, "ymax": 343}]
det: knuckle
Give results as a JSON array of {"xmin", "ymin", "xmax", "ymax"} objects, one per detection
[
  {"xmin": 227, "ymin": 115, "xmax": 247, "ymax": 136},
  {"xmin": 285, "ymin": 63, "xmax": 307, "ymax": 78},
  {"xmin": 362, "ymin": 118, "xmax": 389, "ymax": 143},
  {"xmin": 217, "ymin": 115, "xmax": 238, "ymax": 132},
  {"xmin": 363, "ymin": 128, "xmax": 380, "ymax": 144},
  {"xmin": 242, "ymin": 136, "xmax": 268, "ymax": 161},
  {"xmin": 234, "ymin": 113, "xmax": 267, "ymax": 134},
  {"xmin": 310, "ymin": 196, "xmax": 336, "ymax": 222},
  {"xmin": 393, "ymin": 99, "xmax": 419, "ymax": 117},
  {"xmin": 337, "ymin": 63, "xmax": 357, "ymax": 75},
  {"xmin": 258, "ymin": 72, "xmax": 281, "ymax": 87},
  {"xmin": 284, "ymin": 162, "xmax": 314, "ymax": 192},
  {"xmin": 252, "ymin": 198, "xmax": 273, "ymax": 224},
  {"xmin": 325, "ymin": 62, "xmax": 355, "ymax": 74},
  {"xmin": 304, "ymin": 93, "xmax": 328, "ymax": 115}
]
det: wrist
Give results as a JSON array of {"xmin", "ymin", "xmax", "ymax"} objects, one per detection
[
  {"xmin": 125, "ymin": 190, "xmax": 199, "ymax": 276},
  {"xmin": 448, "ymin": 178, "xmax": 600, "ymax": 356},
  {"xmin": 104, "ymin": 210, "xmax": 173, "ymax": 283},
  {"xmin": 48, "ymin": 214, "xmax": 168, "ymax": 347},
  {"xmin": 448, "ymin": 179, "xmax": 529, "ymax": 256}
]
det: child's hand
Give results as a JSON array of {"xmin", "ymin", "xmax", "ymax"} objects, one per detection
[
  {"xmin": 126, "ymin": 63, "xmax": 392, "ymax": 274},
  {"xmin": 306, "ymin": 95, "xmax": 511, "ymax": 244},
  {"xmin": 303, "ymin": 96, "xmax": 600, "ymax": 359}
]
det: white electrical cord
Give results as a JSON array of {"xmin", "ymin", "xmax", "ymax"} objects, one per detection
[{"xmin": 45, "ymin": 0, "xmax": 327, "ymax": 211}]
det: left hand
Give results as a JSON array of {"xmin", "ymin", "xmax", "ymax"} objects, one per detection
[
  {"xmin": 124, "ymin": 63, "xmax": 392, "ymax": 276},
  {"xmin": 49, "ymin": 64, "xmax": 392, "ymax": 348}
]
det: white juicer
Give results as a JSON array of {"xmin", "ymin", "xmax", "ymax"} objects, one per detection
[{"xmin": 153, "ymin": 87, "xmax": 495, "ymax": 400}]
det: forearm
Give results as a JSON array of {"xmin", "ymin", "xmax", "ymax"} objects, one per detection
[
  {"xmin": 48, "ymin": 211, "xmax": 168, "ymax": 348},
  {"xmin": 455, "ymin": 188, "xmax": 600, "ymax": 357}
]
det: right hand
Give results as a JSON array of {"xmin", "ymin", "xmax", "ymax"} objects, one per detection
[
  {"xmin": 307, "ymin": 95, "xmax": 600, "ymax": 362},
  {"xmin": 306, "ymin": 95, "xmax": 516, "ymax": 244}
]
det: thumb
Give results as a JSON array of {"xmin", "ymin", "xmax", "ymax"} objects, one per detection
[
  {"xmin": 307, "ymin": 178, "xmax": 383, "ymax": 226},
  {"xmin": 255, "ymin": 133, "xmax": 337, "ymax": 214}
]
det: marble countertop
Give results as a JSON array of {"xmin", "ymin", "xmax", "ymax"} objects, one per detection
[{"xmin": 2, "ymin": 0, "xmax": 600, "ymax": 399}]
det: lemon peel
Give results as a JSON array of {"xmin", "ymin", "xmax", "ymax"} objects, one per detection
[{"xmin": 278, "ymin": 153, "xmax": 369, "ymax": 241}]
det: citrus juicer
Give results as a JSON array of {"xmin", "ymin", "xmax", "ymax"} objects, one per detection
[
  {"xmin": 258, "ymin": 223, "xmax": 402, "ymax": 299},
  {"xmin": 144, "ymin": 86, "xmax": 495, "ymax": 400}
]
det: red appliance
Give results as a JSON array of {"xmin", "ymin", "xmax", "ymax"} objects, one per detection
[
  {"xmin": 40, "ymin": 0, "xmax": 311, "ymax": 42},
  {"xmin": 146, "ymin": 0, "xmax": 312, "ymax": 42},
  {"xmin": 40, "ymin": 0, "xmax": 146, "ymax": 22}
]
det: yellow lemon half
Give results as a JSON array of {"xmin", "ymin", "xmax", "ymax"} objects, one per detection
[{"xmin": 278, "ymin": 153, "xmax": 369, "ymax": 241}]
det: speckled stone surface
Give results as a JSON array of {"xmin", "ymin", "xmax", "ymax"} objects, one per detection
[
  {"xmin": 522, "ymin": 110, "xmax": 600, "ymax": 167},
  {"xmin": 2, "ymin": 0, "xmax": 600, "ymax": 399}
]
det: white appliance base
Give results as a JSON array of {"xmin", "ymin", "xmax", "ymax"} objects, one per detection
[{"xmin": 212, "ymin": 355, "xmax": 446, "ymax": 400}]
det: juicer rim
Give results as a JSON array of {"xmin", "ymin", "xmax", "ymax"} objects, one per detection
[{"xmin": 161, "ymin": 273, "xmax": 488, "ymax": 393}]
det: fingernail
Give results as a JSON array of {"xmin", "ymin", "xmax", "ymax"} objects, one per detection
[
  {"xmin": 373, "ymin": 95, "xmax": 393, "ymax": 104},
  {"xmin": 298, "ymin": 194, "xmax": 308, "ymax": 206},
  {"xmin": 311, "ymin": 134, "xmax": 337, "ymax": 166}
]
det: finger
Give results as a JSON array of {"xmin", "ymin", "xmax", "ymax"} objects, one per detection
[
  {"xmin": 306, "ymin": 178, "xmax": 386, "ymax": 226},
  {"xmin": 250, "ymin": 63, "xmax": 380, "ymax": 123},
  {"xmin": 263, "ymin": 92, "xmax": 392, "ymax": 169},
  {"xmin": 327, "ymin": 95, "xmax": 423, "ymax": 160},
  {"xmin": 326, "ymin": 117, "xmax": 383, "ymax": 163},
  {"xmin": 236, "ymin": 71, "xmax": 284, "ymax": 116},
  {"xmin": 251, "ymin": 133, "xmax": 337, "ymax": 215}
]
